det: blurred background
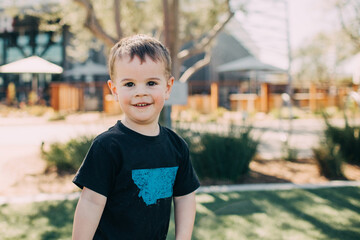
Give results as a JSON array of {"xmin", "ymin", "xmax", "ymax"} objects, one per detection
[{"xmin": 1, "ymin": 0, "xmax": 360, "ymax": 239}]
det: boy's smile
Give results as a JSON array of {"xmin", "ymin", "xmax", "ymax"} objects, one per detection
[{"xmin": 109, "ymin": 55, "xmax": 174, "ymax": 135}]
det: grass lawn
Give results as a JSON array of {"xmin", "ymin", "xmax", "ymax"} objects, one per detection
[{"xmin": 1, "ymin": 187, "xmax": 359, "ymax": 240}]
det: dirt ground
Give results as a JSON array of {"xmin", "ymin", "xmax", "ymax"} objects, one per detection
[
  {"xmin": 245, "ymin": 158, "xmax": 360, "ymax": 184},
  {"xmin": 1, "ymin": 155, "xmax": 360, "ymax": 197}
]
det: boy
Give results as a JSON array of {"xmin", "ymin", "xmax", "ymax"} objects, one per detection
[{"xmin": 72, "ymin": 34, "xmax": 200, "ymax": 240}]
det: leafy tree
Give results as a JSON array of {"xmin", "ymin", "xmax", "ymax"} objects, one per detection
[
  {"xmin": 293, "ymin": 31, "xmax": 357, "ymax": 86},
  {"xmin": 28, "ymin": 0, "xmax": 243, "ymax": 81},
  {"xmin": 334, "ymin": 0, "xmax": 360, "ymax": 50},
  {"xmin": 294, "ymin": 33, "xmax": 334, "ymax": 85}
]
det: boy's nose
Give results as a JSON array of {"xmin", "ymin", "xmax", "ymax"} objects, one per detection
[{"xmin": 134, "ymin": 85, "xmax": 148, "ymax": 97}]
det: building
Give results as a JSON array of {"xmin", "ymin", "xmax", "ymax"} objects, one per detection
[
  {"xmin": 0, "ymin": 1, "xmax": 66, "ymax": 104},
  {"xmin": 0, "ymin": 0, "xmax": 109, "ymax": 109},
  {"xmin": 0, "ymin": 1, "xmax": 286, "ymax": 113},
  {"xmin": 183, "ymin": 17, "xmax": 287, "ymax": 110}
]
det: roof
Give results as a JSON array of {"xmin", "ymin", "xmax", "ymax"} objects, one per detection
[
  {"xmin": 64, "ymin": 61, "xmax": 108, "ymax": 77},
  {"xmin": 0, "ymin": 56, "xmax": 63, "ymax": 74},
  {"xmin": 217, "ymin": 56, "xmax": 286, "ymax": 73}
]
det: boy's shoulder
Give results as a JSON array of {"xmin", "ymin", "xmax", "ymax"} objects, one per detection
[
  {"xmin": 161, "ymin": 125, "xmax": 189, "ymax": 149},
  {"xmin": 93, "ymin": 121, "xmax": 122, "ymax": 145}
]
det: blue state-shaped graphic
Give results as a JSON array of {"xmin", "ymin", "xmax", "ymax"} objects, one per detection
[{"xmin": 132, "ymin": 167, "xmax": 179, "ymax": 206}]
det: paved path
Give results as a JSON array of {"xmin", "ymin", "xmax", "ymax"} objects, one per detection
[
  {"xmin": 1, "ymin": 181, "xmax": 359, "ymax": 205},
  {"xmin": 0, "ymin": 113, "xmax": 119, "ymax": 194}
]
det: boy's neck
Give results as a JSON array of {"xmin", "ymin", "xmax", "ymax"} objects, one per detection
[{"xmin": 122, "ymin": 118, "xmax": 160, "ymax": 136}]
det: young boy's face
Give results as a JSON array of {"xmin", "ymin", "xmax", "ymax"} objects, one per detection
[{"xmin": 109, "ymin": 55, "xmax": 173, "ymax": 128}]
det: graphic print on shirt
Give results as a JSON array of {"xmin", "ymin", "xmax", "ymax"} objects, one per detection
[{"xmin": 132, "ymin": 167, "xmax": 179, "ymax": 206}]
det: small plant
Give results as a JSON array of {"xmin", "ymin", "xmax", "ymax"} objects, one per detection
[
  {"xmin": 41, "ymin": 136, "xmax": 94, "ymax": 174},
  {"xmin": 312, "ymin": 139, "xmax": 346, "ymax": 180},
  {"xmin": 281, "ymin": 141, "xmax": 298, "ymax": 162},
  {"xmin": 6, "ymin": 82, "xmax": 17, "ymax": 105},
  {"xmin": 323, "ymin": 113, "xmax": 360, "ymax": 165},
  {"xmin": 177, "ymin": 125, "xmax": 259, "ymax": 183},
  {"xmin": 208, "ymin": 107, "xmax": 227, "ymax": 122},
  {"xmin": 28, "ymin": 91, "xmax": 38, "ymax": 105},
  {"xmin": 24, "ymin": 105, "xmax": 53, "ymax": 116},
  {"xmin": 48, "ymin": 112, "xmax": 67, "ymax": 121}
]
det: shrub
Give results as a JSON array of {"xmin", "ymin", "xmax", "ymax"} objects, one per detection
[
  {"xmin": 24, "ymin": 105, "xmax": 53, "ymax": 117},
  {"xmin": 177, "ymin": 125, "xmax": 259, "ymax": 183},
  {"xmin": 41, "ymin": 136, "xmax": 94, "ymax": 174},
  {"xmin": 281, "ymin": 141, "xmax": 298, "ymax": 162},
  {"xmin": 48, "ymin": 112, "xmax": 67, "ymax": 121},
  {"xmin": 312, "ymin": 140, "xmax": 346, "ymax": 180},
  {"xmin": 323, "ymin": 114, "xmax": 360, "ymax": 165}
]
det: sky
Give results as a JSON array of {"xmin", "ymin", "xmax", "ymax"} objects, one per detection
[
  {"xmin": 235, "ymin": 0, "xmax": 340, "ymax": 69},
  {"xmin": 289, "ymin": 0, "xmax": 339, "ymax": 48}
]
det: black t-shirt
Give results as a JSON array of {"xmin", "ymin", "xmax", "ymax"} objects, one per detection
[{"xmin": 73, "ymin": 121, "xmax": 200, "ymax": 240}]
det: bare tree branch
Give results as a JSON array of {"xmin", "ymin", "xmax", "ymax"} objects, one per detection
[
  {"xmin": 177, "ymin": 11, "xmax": 234, "ymax": 62},
  {"xmin": 336, "ymin": 1, "xmax": 360, "ymax": 49},
  {"xmin": 73, "ymin": 0, "xmax": 117, "ymax": 47},
  {"xmin": 179, "ymin": 48, "xmax": 212, "ymax": 83},
  {"xmin": 114, "ymin": 0, "xmax": 122, "ymax": 39},
  {"xmin": 177, "ymin": 0, "xmax": 234, "ymax": 62}
]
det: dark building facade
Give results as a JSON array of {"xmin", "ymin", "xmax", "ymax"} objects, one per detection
[
  {"xmin": 0, "ymin": 2, "xmax": 109, "ymax": 109},
  {"xmin": 0, "ymin": 8, "xmax": 67, "ymax": 105}
]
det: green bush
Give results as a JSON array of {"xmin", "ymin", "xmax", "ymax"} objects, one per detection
[
  {"xmin": 281, "ymin": 141, "xmax": 298, "ymax": 162},
  {"xmin": 323, "ymin": 114, "xmax": 360, "ymax": 165},
  {"xmin": 41, "ymin": 136, "xmax": 94, "ymax": 174},
  {"xmin": 312, "ymin": 139, "xmax": 346, "ymax": 180},
  {"xmin": 177, "ymin": 126, "xmax": 259, "ymax": 183}
]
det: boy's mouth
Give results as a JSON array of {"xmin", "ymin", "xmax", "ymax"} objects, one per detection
[{"xmin": 134, "ymin": 103, "xmax": 151, "ymax": 107}]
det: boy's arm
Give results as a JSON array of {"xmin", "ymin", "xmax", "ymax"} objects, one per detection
[
  {"xmin": 173, "ymin": 191, "xmax": 197, "ymax": 240},
  {"xmin": 72, "ymin": 187, "xmax": 107, "ymax": 240}
]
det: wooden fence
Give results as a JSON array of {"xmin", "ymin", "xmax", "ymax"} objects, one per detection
[
  {"xmin": 50, "ymin": 82, "xmax": 355, "ymax": 114},
  {"xmin": 50, "ymin": 83, "xmax": 83, "ymax": 112}
]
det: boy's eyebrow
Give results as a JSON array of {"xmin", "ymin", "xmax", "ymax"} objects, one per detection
[
  {"xmin": 119, "ymin": 78, "xmax": 133, "ymax": 82},
  {"xmin": 147, "ymin": 77, "xmax": 161, "ymax": 81},
  {"xmin": 120, "ymin": 77, "xmax": 162, "ymax": 82}
]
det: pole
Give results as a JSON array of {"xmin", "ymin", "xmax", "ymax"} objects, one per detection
[
  {"xmin": 161, "ymin": 0, "xmax": 176, "ymax": 129},
  {"xmin": 285, "ymin": 0, "xmax": 293, "ymax": 142}
]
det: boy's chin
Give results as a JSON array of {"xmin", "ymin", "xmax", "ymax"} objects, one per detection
[{"xmin": 125, "ymin": 117, "xmax": 160, "ymax": 126}]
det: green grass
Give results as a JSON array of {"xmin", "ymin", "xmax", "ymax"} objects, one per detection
[
  {"xmin": 1, "ymin": 187, "xmax": 360, "ymax": 240},
  {"xmin": 0, "ymin": 200, "xmax": 75, "ymax": 240}
]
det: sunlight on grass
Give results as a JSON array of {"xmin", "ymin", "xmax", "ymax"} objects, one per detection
[
  {"xmin": 0, "ymin": 200, "xmax": 75, "ymax": 240},
  {"xmin": 1, "ymin": 187, "xmax": 359, "ymax": 240},
  {"xmin": 170, "ymin": 187, "xmax": 360, "ymax": 240}
]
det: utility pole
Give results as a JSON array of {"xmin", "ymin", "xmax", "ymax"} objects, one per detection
[{"xmin": 284, "ymin": 0, "xmax": 293, "ymax": 145}]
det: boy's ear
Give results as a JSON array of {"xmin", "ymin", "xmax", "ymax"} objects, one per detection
[
  {"xmin": 107, "ymin": 80, "xmax": 118, "ymax": 101},
  {"xmin": 165, "ymin": 77, "xmax": 174, "ymax": 100}
]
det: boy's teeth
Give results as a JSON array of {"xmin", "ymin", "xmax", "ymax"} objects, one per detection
[{"xmin": 137, "ymin": 104, "xmax": 147, "ymax": 106}]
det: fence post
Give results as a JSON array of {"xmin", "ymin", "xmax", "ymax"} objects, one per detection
[
  {"xmin": 310, "ymin": 83, "xmax": 317, "ymax": 112},
  {"xmin": 211, "ymin": 82, "xmax": 218, "ymax": 112},
  {"xmin": 260, "ymin": 82, "xmax": 269, "ymax": 113}
]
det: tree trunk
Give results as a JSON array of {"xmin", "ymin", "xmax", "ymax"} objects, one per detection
[
  {"xmin": 162, "ymin": 0, "xmax": 180, "ymax": 79},
  {"xmin": 73, "ymin": 0, "xmax": 117, "ymax": 47},
  {"xmin": 114, "ymin": 0, "xmax": 122, "ymax": 40}
]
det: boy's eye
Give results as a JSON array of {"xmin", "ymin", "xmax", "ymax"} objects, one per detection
[
  {"xmin": 147, "ymin": 81, "xmax": 158, "ymax": 86},
  {"xmin": 124, "ymin": 82, "xmax": 134, "ymax": 87}
]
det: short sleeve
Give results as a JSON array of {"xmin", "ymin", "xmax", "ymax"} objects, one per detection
[
  {"xmin": 73, "ymin": 139, "xmax": 117, "ymax": 197},
  {"xmin": 173, "ymin": 145, "xmax": 200, "ymax": 197}
]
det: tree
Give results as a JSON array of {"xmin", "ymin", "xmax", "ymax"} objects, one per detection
[
  {"xmin": 334, "ymin": 0, "xmax": 360, "ymax": 49},
  {"xmin": 29, "ymin": 0, "xmax": 241, "ymax": 81},
  {"xmin": 294, "ymin": 33, "xmax": 334, "ymax": 86},
  {"xmin": 293, "ymin": 31, "xmax": 357, "ymax": 86}
]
